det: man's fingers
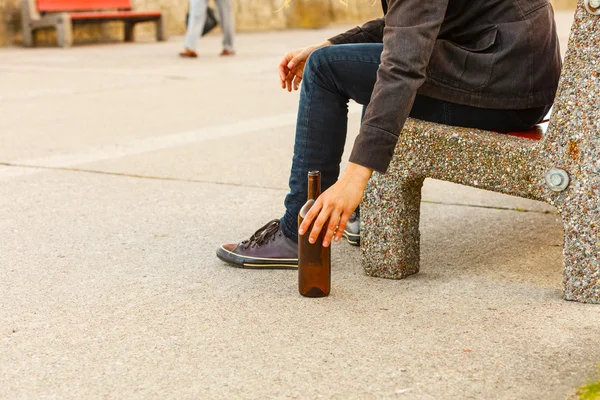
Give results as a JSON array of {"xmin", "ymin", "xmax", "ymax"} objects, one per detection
[
  {"xmin": 322, "ymin": 210, "xmax": 341, "ymax": 247},
  {"xmin": 279, "ymin": 65, "xmax": 289, "ymax": 89},
  {"xmin": 278, "ymin": 59, "xmax": 289, "ymax": 81},
  {"xmin": 287, "ymin": 51, "xmax": 307, "ymax": 69},
  {"xmin": 278, "ymin": 66, "xmax": 287, "ymax": 82},
  {"xmin": 299, "ymin": 200, "xmax": 322, "ymax": 235},
  {"xmin": 279, "ymin": 69, "xmax": 288, "ymax": 89},
  {"xmin": 335, "ymin": 212, "xmax": 351, "ymax": 242},
  {"xmin": 309, "ymin": 204, "xmax": 332, "ymax": 244},
  {"xmin": 284, "ymin": 71, "xmax": 294, "ymax": 92},
  {"xmin": 292, "ymin": 75, "xmax": 302, "ymax": 91}
]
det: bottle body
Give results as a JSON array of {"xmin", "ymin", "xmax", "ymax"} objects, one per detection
[{"xmin": 298, "ymin": 171, "xmax": 331, "ymax": 298}]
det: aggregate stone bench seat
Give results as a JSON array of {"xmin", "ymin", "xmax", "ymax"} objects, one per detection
[
  {"xmin": 21, "ymin": 0, "xmax": 167, "ymax": 47},
  {"xmin": 362, "ymin": 0, "xmax": 600, "ymax": 304}
]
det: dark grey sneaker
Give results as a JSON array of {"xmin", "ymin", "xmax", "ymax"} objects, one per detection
[
  {"xmin": 342, "ymin": 212, "xmax": 360, "ymax": 246},
  {"xmin": 217, "ymin": 219, "xmax": 298, "ymax": 269}
]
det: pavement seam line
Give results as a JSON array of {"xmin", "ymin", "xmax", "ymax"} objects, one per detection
[
  {"xmin": 0, "ymin": 161, "xmax": 557, "ymax": 215},
  {"xmin": 0, "ymin": 105, "xmax": 364, "ymax": 181},
  {"xmin": 0, "ymin": 162, "xmax": 286, "ymax": 191}
]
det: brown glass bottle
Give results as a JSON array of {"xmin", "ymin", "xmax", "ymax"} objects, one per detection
[{"xmin": 298, "ymin": 171, "xmax": 331, "ymax": 298}]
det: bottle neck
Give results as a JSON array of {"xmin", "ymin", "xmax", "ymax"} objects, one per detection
[{"xmin": 307, "ymin": 172, "xmax": 321, "ymax": 201}]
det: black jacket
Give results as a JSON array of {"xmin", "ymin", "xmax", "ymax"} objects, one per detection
[{"xmin": 329, "ymin": 0, "xmax": 562, "ymax": 173}]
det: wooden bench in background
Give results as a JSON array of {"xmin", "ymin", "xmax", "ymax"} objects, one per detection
[{"xmin": 21, "ymin": 0, "xmax": 167, "ymax": 47}]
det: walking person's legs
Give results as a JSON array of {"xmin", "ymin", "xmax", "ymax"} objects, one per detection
[
  {"xmin": 181, "ymin": 0, "xmax": 208, "ymax": 57},
  {"xmin": 215, "ymin": 0, "xmax": 235, "ymax": 55}
]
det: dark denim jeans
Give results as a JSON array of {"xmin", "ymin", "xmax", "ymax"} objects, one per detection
[{"xmin": 279, "ymin": 43, "xmax": 550, "ymax": 242}]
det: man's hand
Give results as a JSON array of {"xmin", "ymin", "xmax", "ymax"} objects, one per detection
[
  {"xmin": 278, "ymin": 41, "xmax": 331, "ymax": 92},
  {"xmin": 298, "ymin": 163, "xmax": 373, "ymax": 247}
]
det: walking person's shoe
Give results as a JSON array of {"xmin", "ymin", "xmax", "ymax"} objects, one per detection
[
  {"xmin": 179, "ymin": 49, "xmax": 198, "ymax": 58},
  {"xmin": 342, "ymin": 212, "xmax": 360, "ymax": 246},
  {"xmin": 220, "ymin": 49, "xmax": 235, "ymax": 56},
  {"xmin": 217, "ymin": 219, "xmax": 298, "ymax": 269}
]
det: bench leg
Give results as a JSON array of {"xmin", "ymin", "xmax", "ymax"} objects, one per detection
[
  {"xmin": 21, "ymin": 0, "xmax": 37, "ymax": 47},
  {"xmin": 124, "ymin": 21, "xmax": 135, "ymax": 42},
  {"xmin": 362, "ymin": 174, "xmax": 425, "ymax": 279},
  {"xmin": 56, "ymin": 15, "xmax": 73, "ymax": 48},
  {"xmin": 22, "ymin": 26, "xmax": 35, "ymax": 47},
  {"xmin": 156, "ymin": 16, "xmax": 166, "ymax": 41},
  {"xmin": 561, "ymin": 201, "xmax": 600, "ymax": 304}
]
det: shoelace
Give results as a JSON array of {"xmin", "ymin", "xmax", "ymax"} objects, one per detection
[{"xmin": 241, "ymin": 219, "xmax": 281, "ymax": 250}]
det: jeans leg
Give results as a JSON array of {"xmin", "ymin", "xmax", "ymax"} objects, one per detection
[
  {"xmin": 280, "ymin": 44, "xmax": 383, "ymax": 241},
  {"xmin": 216, "ymin": 0, "xmax": 235, "ymax": 51},
  {"xmin": 183, "ymin": 0, "xmax": 207, "ymax": 50}
]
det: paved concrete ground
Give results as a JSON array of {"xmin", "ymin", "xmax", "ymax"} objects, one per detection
[{"xmin": 1, "ymin": 11, "xmax": 599, "ymax": 400}]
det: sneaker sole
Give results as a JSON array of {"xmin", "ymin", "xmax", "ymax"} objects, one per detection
[
  {"xmin": 342, "ymin": 230, "xmax": 360, "ymax": 246},
  {"xmin": 216, "ymin": 246, "xmax": 298, "ymax": 269}
]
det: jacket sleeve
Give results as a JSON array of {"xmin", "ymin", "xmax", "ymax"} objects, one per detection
[
  {"xmin": 328, "ymin": 18, "xmax": 385, "ymax": 44},
  {"xmin": 348, "ymin": 0, "xmax": 450, "ymax": 173}
]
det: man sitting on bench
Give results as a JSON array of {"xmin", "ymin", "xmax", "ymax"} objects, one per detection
[{"xmin": 216, "ymin": 0, "xmax": 561, "ymax": 269}]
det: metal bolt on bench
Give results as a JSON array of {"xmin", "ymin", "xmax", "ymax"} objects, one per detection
[{"xmin": 362, "ymin": 0, "xmax": 600, "ymax": 303}]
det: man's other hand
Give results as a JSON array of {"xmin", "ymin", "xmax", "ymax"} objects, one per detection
[{"xmin": 278, "ymin": 41, "xmax": 331, "ymax": 92}]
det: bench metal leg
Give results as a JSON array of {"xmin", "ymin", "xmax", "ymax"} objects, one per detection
[
  {"xmin": 156, "ymin": 16, "xmax": 166, "ymax": 41},
  {"xmin": 22, "ymin": 26, "xmax": 35, "ymax": 47},
  {"xmin": 21, "ymin": 0, "xmax": 37, "ymax": 47},
  {"xmin": 362, "ymin": 174, "xmax": 425, "ymax": 279},
  {"xmin": 124, "ymin": 21, "xmax": 135, "ymax": 42},
  {"xmin": 561, "ymin": 201, "xmax": 600, "ymax": 304},
  {"xmin": 56, "ymin": 15, "xmax": 73, "ymax": 47}
]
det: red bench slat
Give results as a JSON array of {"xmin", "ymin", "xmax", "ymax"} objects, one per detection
[
  {"xmin": 37, "ymin": 0, "xmax": 132, "ymax": 12},
  {"xmin": 506, "ymin": 125, "xmax": 543, "ymax": 140},
  {"xmin": 70, "ymin": 10, "xmax": 161, "ymax": 19}
]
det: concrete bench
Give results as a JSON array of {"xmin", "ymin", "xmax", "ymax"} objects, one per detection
[
  {"xmin": 362, "ymin": 0, "xmax": 600, "ymax": 304},
  {"xmin": 21, "ymin": 0, "xmax": 167, "ymax": 47}
]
